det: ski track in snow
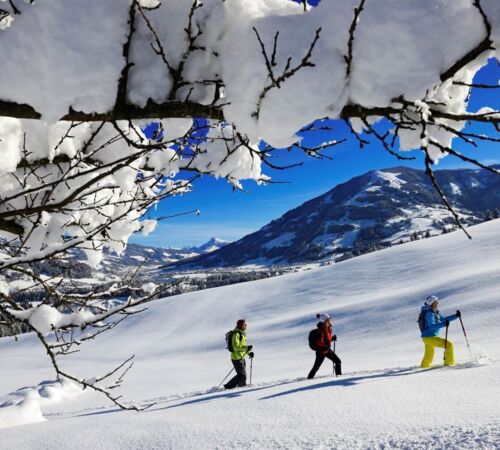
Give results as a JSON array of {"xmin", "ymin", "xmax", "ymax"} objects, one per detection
[
  {"xmin": 2, "ymin": 360, "xmax": 499, "ymax": 449},
  {"xmin": 35, "ymin": 359, "xmax": 492, "ymax": 421},
  {"xmin": 134, "ymin": 359, "xmax": 495, "ymax": 410}
]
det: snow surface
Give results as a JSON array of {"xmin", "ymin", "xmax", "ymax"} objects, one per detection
[
  {"xmin": 450, "ymin": 182, "xmax": 462, "ymax": 196},
  {"xmin": 8, "ymin": 304, "xmax": 96, "ymax": 336},
  {"xmin": 311, "ymin": 218, "xmax": 374, "ymax": 251},
  {"xmin": 375, "ymin": 171, "xmax": 406, "ymax": 190},
  {"xmin": 0, "ymin": 379, "xmax": 81, "ymax": 429},
  {"xmin": 261, "ymin": 232, "xmax": 296, "ymax": 249},
  {"xmin": 201, "ymin": 245, "xmax": 223, "ymax": 253},
  {"xmin": 1, "ymin": 220, "xmax": 500, "ymax": 448},
  {"xmin": 384, "ymin": 205, "xmax": 469, "ymax": 243},
  {"xmin": 0, "ymin": 0, "xmax": 129, "ymax": 123},
  {"xmin": 343, "ymin": 171, "xmax": 407, "ymax": 206}
]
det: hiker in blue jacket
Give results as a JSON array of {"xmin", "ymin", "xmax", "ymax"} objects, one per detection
[{"xmin": 420, "ymin": 295, "xmax": 460, "ymax": 368}]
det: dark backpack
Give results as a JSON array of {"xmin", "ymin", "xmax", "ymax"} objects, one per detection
[
  {"xmin": 225, "ymin": 330, "xmax": 241, "ymax": 352},
  {"xmin": 308, "ymin": 328, "xmax": 321, "ymax": 351},
  {"xmin": 418, "ymin": 310, "xmax": 428, "ymax": 332}
]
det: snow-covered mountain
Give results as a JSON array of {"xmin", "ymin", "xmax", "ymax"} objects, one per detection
[
  {"xmin": 4, "ymin": 237, "xmax": 237, "ymax": 310},
  {"xmin": 5, "ymin": 238, "xmax": 232, "ymax": 305},
  {"xmin": 108, "ymin": 237, "xmax": 229, "ymax": 266},
  {"xmin": 105, "ymin": 237, "xmax": 229, "ymax": 267},
  {"xmin": 33, "ymin": 238, "xmax": 230, "ymax": 279},
  {"xmin": 184, "ymin": 237, "xmax": 230, "ymax": 254},
  {"xmin": 174, "ymin": 166, "xmax": 500, "ymax": 268},
  {"xmin": 1, "ymin": 220, "xmax": 499, "ymax": 448}
]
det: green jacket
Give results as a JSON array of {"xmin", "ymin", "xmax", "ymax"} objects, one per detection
[{"xmin": 231, "ymin": 327, "xmax": 248, "ymax": 361}]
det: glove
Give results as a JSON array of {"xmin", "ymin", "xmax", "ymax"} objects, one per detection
[
  {"xmin": 445, "ymin": 320, "xmax": 450, "ymax": 327},
  {"xmin": 456, "ymin": 310, "xmax": 461, "ymax": 318},
  {"xmin": 248, "ymin": 352, "xmax": 255, "ymax": 358},
  {"xmin": 247, "ymin": 345, "xmax": 253, "ymax": 352},
  {"xmin": 332, "ymin": 334, "xmax": 337, "ymax": 342}
]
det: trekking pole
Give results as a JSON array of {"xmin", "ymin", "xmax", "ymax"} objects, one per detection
[
  {"xmin": 458, "ymin": 315, "xmax": 474, "ymax": 360},
  {"xmin": 249, "ymin": 356, "xmax": 253, "ymax": 386},
  {"xmin": 332, "ymin": 335, "xmax": 337, "ymax": 376},
  {"xmin": 216, "ymin": 350, "xmax": 249, "ymax": 391},
  {"xmin": 215, "ymin": 366, "xmax": 235, "ymax": 391},
  {"xmin": 334, "ymin": 341, "xmax": 338, "ymax": 376},
  {"xmin": 444, "ymin": 322, "xmax": 449, "ymax": 364}
]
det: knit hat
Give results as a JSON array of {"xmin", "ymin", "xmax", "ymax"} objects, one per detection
[
  {"xmin": 316, "ymin": 313, "xmax": 331, "ymax": 323},
  {"xmin": 425, "ymin": 295, "xmax": 439, "ymax": 306}
]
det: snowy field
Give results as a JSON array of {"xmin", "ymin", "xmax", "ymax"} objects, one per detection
[{"xmin": 1, "ymin": 220, "xmax": 500, "ymax": 449}]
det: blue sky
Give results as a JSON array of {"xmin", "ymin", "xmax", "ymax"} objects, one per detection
[{"xmin": 131, "ymin": 59, "xmax": 500, "ymax": 248}]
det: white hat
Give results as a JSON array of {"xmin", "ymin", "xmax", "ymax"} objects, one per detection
[
  {"xmin": 316, "ymin": 313, "xmax": 331, "ymax": 322},
  {"xmin": 425, "ymin": 295, "xmax": 439, "ymax": 306}
]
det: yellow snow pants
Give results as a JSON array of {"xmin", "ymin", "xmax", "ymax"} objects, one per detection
[{"xmin": 421, "ymin": 337, "xmax": 454, "ymax": 368}]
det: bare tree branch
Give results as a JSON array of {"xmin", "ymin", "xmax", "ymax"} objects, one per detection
[
  {"xmin": 345, "ymin": 0, "xmax": 366, "ymax": 78},
  {"xmin": 253, "ymin": 26, "xmax": 322, "ymax": 119}
]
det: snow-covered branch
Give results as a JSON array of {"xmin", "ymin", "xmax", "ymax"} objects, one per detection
[{"xmin": 1, "ymin": 0, "xmax": 500, "ymax": 410}]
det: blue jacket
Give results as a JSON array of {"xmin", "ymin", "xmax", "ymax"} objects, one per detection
[{"xmin": 420, "ymin": 305, "xmax": 458, "ymax": 337}]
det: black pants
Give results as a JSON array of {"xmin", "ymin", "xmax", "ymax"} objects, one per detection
[
  {"xmin": 224, "ymin": 358, "xmax": 247, "ymax": 389},
  {"xmin": 308, "ymin": 349, "xmax": 341, "ymax": 379}
]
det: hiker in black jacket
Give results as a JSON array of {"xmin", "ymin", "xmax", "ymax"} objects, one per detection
[{"xmin": 308, "ymin": 313, "xmax": 341, "ymax": 379}]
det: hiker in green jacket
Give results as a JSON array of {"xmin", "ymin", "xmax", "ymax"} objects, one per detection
[{"xmin": 224, "ymin": 319, "xmax": 254, "ymax": 389}]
